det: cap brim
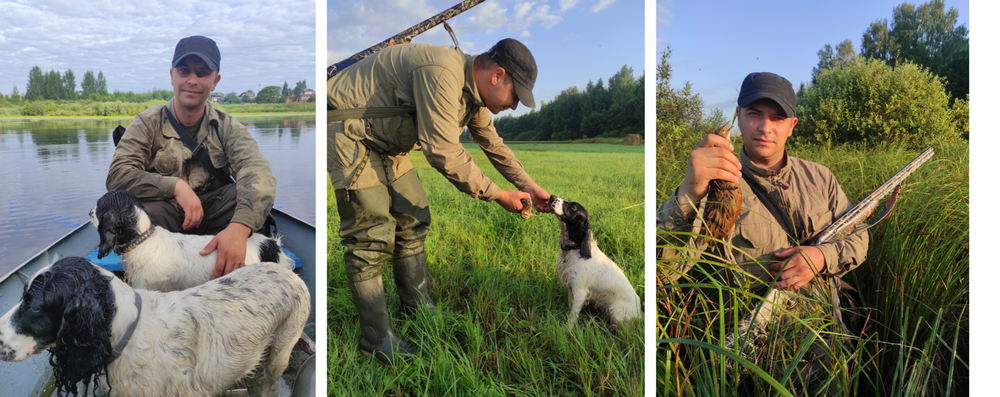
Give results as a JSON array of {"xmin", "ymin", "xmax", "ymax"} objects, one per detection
[
  {"xmin": 513, "ymin": 81, "xmax": 535, "ymax": 108},
  {"xmin": 737, "ymin": 92, "xmax": 795, "ymax": 118},
  {"xmin": 173, "ymin": 52, "xmax": 219, "ymax": 71}
]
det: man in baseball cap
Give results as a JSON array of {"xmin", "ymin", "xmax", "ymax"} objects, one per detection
[
  {"xmin": 108, "ymin": 35, "xmax": 278, "ymax": 279},
  {"xmin": 328, "ymin": 37, "xmax": 551, "ymax": 366},
  {"xmin": 658, "ymin": 71, "xmax": 869, "ymax": 389}
]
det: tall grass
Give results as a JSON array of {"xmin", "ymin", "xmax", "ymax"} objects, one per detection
[
  {"xmin": 657, "ymin": 141, "xmax": 969, "ymax": 396},
  {"xmin": 329, "ymin": 143, "xmax": 645, "ymax": 396}
]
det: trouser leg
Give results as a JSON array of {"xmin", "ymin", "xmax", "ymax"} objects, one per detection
[
  {"xmin": 336, "ymin": 184, "xmax": 418, "ymax": 365},
  {"xmin": 138, "ymin": 183, "xmax": 239, "ymax": 235},
  {"xmin": 386, "ymin": 169, "xmax": 436, "ymax": 315}
]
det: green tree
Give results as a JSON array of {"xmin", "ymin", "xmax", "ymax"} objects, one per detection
[
  {"xmin": 812, "ymin": 39, "xmax": 858, "ymax": 84},
  {"xmin": 860, "ymin": 0, "xmax": 968, "ymax": 99},
  {"xmin": 26, "ymin": 66, "xmax": 45, "ymax": 100},
  {"xmin": 224, "ymin": 92, "xmax": 240, "ymax": 104},
  {"xmin": 293, "ymin": 80, "xmax": 307, "ymax": 96},
  {"xmin": 255, "ymin": 86, "xmax": 281, "ymax": 103},
  {"xmin": 241, "ymin": 92, "xmax": 252, "ymax": 103},
  {"xmin": 282, "ymin": 81, "xmax": 290, "ymax": 97},
  {"xmin": 63, "ymin": 69, "xmax": 77, "ymax": 99},
  {"xmin": 656, "ymin": 47, "xmax": 707, "ymax": 157},
  {"xmin": 81, "ymin": 70, "xmax": 97, "ymax": 97},
  {"xmin": 97, "ymin": 71, "xmax": 108, "ymax": 95},
  {"xmin": 797, "ymin": 58, "xmax": 957, "ymax": 148},
  {"xmin": 44, "ymin": 69, "xmax": 62, "ymax": 100},
  {"xmin": 11, "ymin": 84, "xmax": 19, "ymax": 98}
]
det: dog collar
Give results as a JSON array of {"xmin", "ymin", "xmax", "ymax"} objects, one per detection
[
  {"xmin": 110, "ymin": 291, "xmax": 141, "ymax": 362},
  {"xmin": 120, "ymin": 227, "xmax": 155, "ymax": 255}
]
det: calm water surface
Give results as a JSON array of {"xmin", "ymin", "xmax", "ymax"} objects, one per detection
[{"xmin": 0, "ymin": 115, "xmax": 315, "ymax": 275}]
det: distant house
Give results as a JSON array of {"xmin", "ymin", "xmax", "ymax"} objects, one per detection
[
  {"xmin": 297, "ymin": 88, "xmax": 315, "ymax": 103},
  {"xmin": 241, "ymin": 90, "xmax": 256, "ymax": 102},
  {"xmin": 210, "ymin": 92, "xmax": 225, "ymax": 103}
]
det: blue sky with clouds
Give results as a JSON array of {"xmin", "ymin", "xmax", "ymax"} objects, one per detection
[
  {"xmin": 328, "ymin": 0, "xmax": 644, "ymax": 117},
  {"xmin": 657, "ymin": 0, "xmax": 970, "ymax": 114},
  {"xmin": 0, "ymin": 0, "xmax": 316, "ymax": 97}
]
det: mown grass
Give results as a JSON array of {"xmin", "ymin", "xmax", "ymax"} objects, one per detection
[
  {"xmin": 656, "ymin": 139, "xmax": 969, "ymax": 396},
  {"xmin": 328, "ymin": 143, "xmax": 645, "ymax": 396}
]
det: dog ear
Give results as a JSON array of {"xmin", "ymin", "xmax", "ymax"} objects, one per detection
[
  {"xmin": 580, "ymin": 225, "xmax": 593, "ymax": 259},
  {"xmin": 96, "ymin": 213, "xmax": 116, "ymax": 259},
  {"xmin": 49, "ymin": 264, "xmax": 115, "ymax": 396}
]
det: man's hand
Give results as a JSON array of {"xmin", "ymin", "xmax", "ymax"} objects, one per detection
[
  {"xmin": 174, "ymin": 179, "xmax": 203, "ymax": 230},
  {"xmin": 676, "ymin": 133, "xmax": 742, "ymax": 210},
  {"xmin": 202, "ymin": 222, "xmax": 252, "ymax": 279},
  {"xmin": 771, "ymin": 246, "xmax": 826, "ymax": 291},
  {"xmin": 522, "ymin": 182, "xmax": 552, "ymax": 213},
  {"xmin": 495, "ymin": 190, "xmax": 531, "ymax": 214}
]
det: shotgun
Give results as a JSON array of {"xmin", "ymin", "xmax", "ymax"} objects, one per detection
[
  {"xmin": 727, "ymin": 147, "xmax": 936, "ymax": 352},
  {"xmin": 327, "ymin": 0, "xmax": 485, "ymax": 79}
]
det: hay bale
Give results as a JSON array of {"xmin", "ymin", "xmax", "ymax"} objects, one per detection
[{"xmin": 623, "ymin": 134, "xmax": 642, "ymax": 146}]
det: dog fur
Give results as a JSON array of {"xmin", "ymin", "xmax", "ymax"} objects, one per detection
[
  {"xmin": 90, "ymin": 190, "xmax": 294, "ymax": 292},
  {"xmin": 0, "ymin": 256, "xmax": 310, "ymax": 397},
  {"xmin": 550, "ymin": 196, "xmax": 642, "ymax": 330}
]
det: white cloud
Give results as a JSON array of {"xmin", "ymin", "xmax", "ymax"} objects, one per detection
[
  {"xmin": 559, "ymin": 0, "xmax": 580, "ymax": 12},
  {"xmin": 592, "ymin": 0, "xmax": 617, "ymax": 13},
  {"xmin": 520, "ymin": 30, "xmax": 530, "ymax": 38},
  {"xmin": 508, "ymin": 1, "xmax": 562, "ymax": 32},
  {"xmin": 466, "ymin": 1, "xmax": 508, "ymax": 34},
  {"xmin": 657, "ymin": 0, "xmax": 673, "ymax": 28},
  {"xmin": 0, "ymin": 0, "xmax": 316, "ymax": 95}
]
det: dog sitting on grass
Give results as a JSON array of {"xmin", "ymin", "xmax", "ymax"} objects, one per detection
[
  {"xmin": 90, "ymin": 190, "xmax": 294, "ymax": 292},
  {"xmin": 550, "ymin": 195, "xmax": 642, "ymax": 330}
]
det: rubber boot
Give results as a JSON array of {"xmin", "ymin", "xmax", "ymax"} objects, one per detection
[
  {"xmin": 392, "ymin": 252, "xmax": 442, "ymax": 318},
  {"xmin": 348, "ymin": 275, "xmax": 417, "ymax": 366}
]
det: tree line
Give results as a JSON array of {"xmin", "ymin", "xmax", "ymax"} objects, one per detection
[
  {"xmin": 493, "ymin": 65, "xmax": 644, "ymax": 141},
  {"xmin": 658, "ymin": 0, "xmax": 969, "ymax": 150},
  {"xmin": 5, "ymin": 68, "xmax": 311, "ymax": 106}
]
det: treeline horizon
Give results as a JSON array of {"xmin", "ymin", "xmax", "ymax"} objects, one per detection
[
  {"xmin": 493, "ymin": 65, "xmax": 643, "ymax": 141},
  {"xmin": 3, "ymin": 67, "xmax": 312, "ymax": 105}
]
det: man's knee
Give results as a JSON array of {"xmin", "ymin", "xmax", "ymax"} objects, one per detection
[{"xmin": 139, "ymin": 199, "xmax": 185, "ymax": 232}]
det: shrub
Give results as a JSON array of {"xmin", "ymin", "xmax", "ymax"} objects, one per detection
[
  {"xmin": 796, "ymin": 58, "xmax": 957, "ymax": 149},
  {"xmin": 23, "ymin": 101, "xmax": 45, "ymax": 116}
]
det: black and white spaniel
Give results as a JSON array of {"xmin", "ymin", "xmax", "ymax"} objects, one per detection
[
  {"xmin": 550, "ymin": 195, "xmax": 642, "ymax": 330},
  {"xmin": 0, "ymin": 256, "xmax": 310, "ymax": 396},
  {"xmin": 90, "ymin": 190, "xmax": 294, "ymax": 292}
]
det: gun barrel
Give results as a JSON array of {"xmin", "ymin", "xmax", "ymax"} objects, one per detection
[
  {"xmin": 328, "ymin": 0, "xmax": 485, "ymax": 78},
  {"xmin": 813, "ymin": 147, "xmax": 935, "ymax": 245}
]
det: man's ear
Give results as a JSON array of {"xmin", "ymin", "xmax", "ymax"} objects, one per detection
[
  {"xmin": 492, "ymin": 67, "xmax": 507, "ymax": 85},
  {"xmin": 790, "ymin": 116, "xmax": 798, "ymax": 135}
]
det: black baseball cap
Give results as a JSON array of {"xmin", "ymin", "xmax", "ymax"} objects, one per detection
[
  {"xmin": 738, "ymin": 72, "xmax": 796, "ymax": 118},
  {"xmin": 487, "ymin": 38, "xmax": 537, "ymax": 108},
  {"xmin": 172, "ymin": 35, "xmax": 221, "ymax": 72}
]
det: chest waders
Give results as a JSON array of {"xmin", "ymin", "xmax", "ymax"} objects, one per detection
[{"xmin": 330, "ymin": 107, "xmax": 442, "ymax": 366}]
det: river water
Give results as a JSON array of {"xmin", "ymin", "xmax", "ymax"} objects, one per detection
[{"xmin": 0, "ymin": 114, "xmax": 316, "ymax": 276}]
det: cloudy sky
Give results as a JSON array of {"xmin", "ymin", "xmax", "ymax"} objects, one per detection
[
  {"xmin": 657, "ymin": 0, "xmax": 970, "ymax": 114},
  {"xmin": 0, "ymin": 0, "xmax": 316, "ymax": 97},
  {"xmin": 328, "ymin": 0, "xmax": 644, "ymax": 117}
]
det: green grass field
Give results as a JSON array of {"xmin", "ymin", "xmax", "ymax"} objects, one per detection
[
  {"xmin": 656, "ymin": 140, "xmax": 969, "ymax": 396},
  {"xmin": 328, "ymin": 142, "xmax": 645, "ymax": 396}
]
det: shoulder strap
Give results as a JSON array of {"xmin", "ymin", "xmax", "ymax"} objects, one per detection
[
  {"xmin": 742, "ymin": 174, "xmax": 800, "ymax": 244},
  {"xmin": 163, "ymin": 107, "xmax": 235, "ymax": 185}
]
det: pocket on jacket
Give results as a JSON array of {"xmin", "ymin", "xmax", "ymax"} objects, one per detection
[
  {"xmin": 328, "ymin": 120, "xmax": 366, "ymax": 189},
  {"xmin": 151, "ymin": 138, "xmax": 187, "ymax": 176},
  {"xmin": 805, "ymin": 209, "xmax": 834, "ymax": 237}
]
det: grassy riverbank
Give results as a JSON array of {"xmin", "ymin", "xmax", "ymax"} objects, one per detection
[
  {"xmin": 0, "ymin": 100, "xmax": 313, "ymax": 118},
  {"xmin": 656, "ymin": 140, "xmax": 969, "ymax": 396},
  {"xmin": 328, "ymin": 143, "xmax": 645, "ymax": 396}
]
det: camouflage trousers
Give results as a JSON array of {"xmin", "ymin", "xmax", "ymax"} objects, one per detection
[{"xmin": 329, "ymin": 121, "xmax": 431, "ymax": 282}]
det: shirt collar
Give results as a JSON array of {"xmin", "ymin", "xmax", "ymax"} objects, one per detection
[
  {"xmin": 464, "ymin": 54, "xmax": 485, "ymax": 107},
  {"xmin": 740, "ymin": 147, "xmax": 790, "ymax": 179}
]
